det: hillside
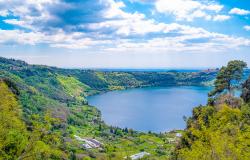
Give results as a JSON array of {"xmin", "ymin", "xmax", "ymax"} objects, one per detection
[
  {"xmin": 173, "ymin": 60, "xmax": 250, "ymax": 160},
  {"xmin": 2, "ymin": 57, "xmax": 250, "ymax": 159},
  {"xmin": 0, "ymin": 57, "xmax": 217, "ymax": 92},
  {"xmin": 0, "ymin": 57, "xmax": 217, "ymax": 159}
]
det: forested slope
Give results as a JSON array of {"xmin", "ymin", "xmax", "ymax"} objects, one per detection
[
  {"xmin": 2, "ymin": 57, "xmax": 215, "ymax": 159},
  {"xmin": 2, "ymin": 57, "xmax": 250, "ymax": 160},
  {"xmin": 174, "ymin": 60, "xmax": 250, "ymax": 160}
]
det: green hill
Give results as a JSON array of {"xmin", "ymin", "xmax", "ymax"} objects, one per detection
[
  {"xmin": 0, "ymin": 57, "xmax": 223, "ymax": 159},
  {"xmin": 1, "ymin": 57, "xmax": 216, "ymax": 159},
  {"xmin": 173, "ymin": 60, "xmax": 250, "ymax": 160}
]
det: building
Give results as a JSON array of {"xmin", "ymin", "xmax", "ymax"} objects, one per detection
[
  {"xmin": 125, "ymin": 152, "xmax": 150, "ymax": 160},
  {"xmin": 83, "ymin": 138, "xmax": 101, "ymax": 148},
  {"xmin": 74, "ymin": 135, "xmax": 102, "ymax": 149},
  {"xmin": 85, "ymin": 139, "xmax": 102, "ymax": 148},
  {"xmin": 82, "ymin": 144, "xmax": 92, "ymax": 149},
  {"xmin": 176, "ymin": 133, "xmax": 182, "ymax": 137}
]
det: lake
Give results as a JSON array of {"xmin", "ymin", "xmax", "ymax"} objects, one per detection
[{"xmin": 87, "ymin": 86, "xmax": 211, "ymax": 133}]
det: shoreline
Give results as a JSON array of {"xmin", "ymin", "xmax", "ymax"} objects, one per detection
[{"xmin": 86, "ymin": 85, "xmax": 211, "ymax": 134}]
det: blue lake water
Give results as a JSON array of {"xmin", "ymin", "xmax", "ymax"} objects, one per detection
[{"xmin": 87, "ymin": 86, "xmax": 211, "ymax": 133}]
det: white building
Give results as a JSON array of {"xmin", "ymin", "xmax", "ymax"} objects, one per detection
[
  {"xmin": 83, "ymin": 139, "xmax": 101, "ymax": 148},
  {"xmin": 74, "ymin": 135, "xmax": 102, "ymax": 149},
  {"xmin": 176, "ymin": 133, "xmax": 182, "ymax": 137},
  {"xmin": 125, "ymin": 152, "xmax": 150, "ymax": 160},
  {"xmin": 82, "ymin": 144, "xmax": 92, "ymax": 149}
]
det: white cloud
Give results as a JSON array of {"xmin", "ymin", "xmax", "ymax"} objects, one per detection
[
  {"xmin": 229, "ymin": 8, "xmax": 250, "ymax": 15},
  {"xmin": 0, "ymin": 0, "xmax": 62, "ymax": 32},
  {"xmin": 106, "ymin": 32, "xmax": 250, "ymax": 54},
  {"xmin": 155, "ymin": 0, "xmax": 224, "ymax": 21},
  {"xmin": 0, "ymin": 30, "xmax": 45, "ymax": 45},
  {"xmin": 88, "ymin": 14, "xmax": 165, "ymax": 36},
  {"xmin": 204, "ymin": 4, "xmax": 223, "ymax": 13},
  {"xmin": 103, "ymin": 0, "xmax": 126, "ymax": 18},
  {"xmin": 0, "ymin": 29, "xmax": 112, "ymax": 49},
  {"xmin": 3, "ymin": 19, "xmax": 36, "ymax": 30},
  {"xmin": 1, "ymin": 20, "xmax": 249, "ymax": 52},
  {"xmin": 0, "ymin": 10, "xmax": 9, "ymax": 16},
  {"xmin": 0, "ymin": 0, "xmax": 249, "ymax": 53},
  {"xmin": 129, "ymin": 0, "xmax": 154, "ymax": 3},
  {"xmin": 213, "ymin": 15, "xmax": 230, "ymax": 21},
  {"xmin": 244, "ymin": 26, "xmax": 250, "ymax": 31}
]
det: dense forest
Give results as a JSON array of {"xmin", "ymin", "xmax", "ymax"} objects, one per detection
[
  {"xmin": 1, "ymin": 57, "xmax": 250, "ymax": 159},
  {"xmin": 174, "ymin": 60, "xmax": 250, "ymax": 160}
]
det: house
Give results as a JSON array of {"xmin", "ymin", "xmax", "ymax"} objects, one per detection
[
  {"xmin": 82, "ymin": 143, "xmax": 92, "ymax": 149},
  {"xmin": 125, "ymin": 152, "xmax": 150, "ymax": 160},
  {"xmin": 85, "ymin": 138, "xmax": 102, "ymax": 148},
  {"xmin": 83, "ymin": 138, "xmax": 101, "ymax": 148},
  {"xmin": 176, "ymin": 133, "xmax": 182, "ymax": 138},
  {"xmin": 74, "ymin": 135, "xmax": 102, "ymax": 149}
]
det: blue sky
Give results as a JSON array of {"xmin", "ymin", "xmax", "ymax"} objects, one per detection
[{"xmin": 0, "ymin": 0, "xmax": 250, "ymax": 68}]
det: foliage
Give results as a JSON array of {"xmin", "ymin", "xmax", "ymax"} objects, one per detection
[
  {"xmin": 241, "ymin": 77, "xmax": 250, "ymax": 103},
  {"xmin": 57, "ymin": 75, "xmax": 91, "ymax": 104},
  {"xmin": 1, "ymin": 57, "xmax": 198, "ymax": 159},
  {"xmin": 175, "ymin": 60, "xmax": 250, "ymax": 160},
  {"xmin": 175, "ymin": 105, "xmax": 250, "ymax": 160},
  {"xmin": 0, "ymin": 80, "xmax": 67, "ymax": 159},
  {"xmin": 2, "ymin": 57, "xmax": 250, "ymax": 160},
  {"xmin": 209, "ymin": 60, "xmax": 247, "ymax": 97},
  {"xmin": 0, "ymin": 80, "xmax": 28, "ymax": 159}
]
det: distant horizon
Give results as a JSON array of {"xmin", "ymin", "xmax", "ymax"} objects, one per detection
[
  {"xmin": 0, "ymin": 56, "xmax": 228, "ymax": 71},
  {"xmin": 1, "ymin": 55, "xmax": 214, "ymax": 69},
  {"xmin": 71, "ymin": 67, "xmax": 215, "ymax": 71},
  {"xmin": 2, "ymin": 54, "xmax": 249, "ymax": 70}
]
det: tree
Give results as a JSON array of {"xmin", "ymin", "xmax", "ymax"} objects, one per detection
[
  {"xmin": 0, "ymin": 79, "xmax": 68, "ymax": 159},
  {"xmin": 209, "ymin": 60, "xmax": 247, "ymax": 97},
  {"xmin": 174, "ymin": 105, "xmax": 250, "ymax": 160},
  {"xmin": 241, "ymin": 77, "xmax": 250, "ymax": 103},
  {"xmin": 0, "ymin": 80, "xmax": 28, "ymax": 159}
]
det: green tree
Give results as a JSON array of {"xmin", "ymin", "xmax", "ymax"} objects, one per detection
[
  {"xmin": 209, "ymin": 60, "xmax": 247, "ymax": 97},
  {"xmin": 241, "ymin": 78, "xmax": 250, "ymax": 103},
  {"xmin": 0, "ymin": 80, "xmax": 67, "ymax": 159},
  {"xmin": 18, "ymin": 112, "xmax": 67, "ymax": 160},
  {"xmin": 0, "ymin": 80, "xmax": 28, "ymax": 159},
  {"xmin": 174, "ymin": 60, "xmax": 250, "ymax": 160},
  {"xmin": 175, "ymin": 105, "xmax": 250, "ymax": 160}
]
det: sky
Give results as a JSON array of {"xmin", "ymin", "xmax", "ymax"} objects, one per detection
[{"xmin": 0, "ymin": 0, "xmax": 250, "ymax": 68}]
